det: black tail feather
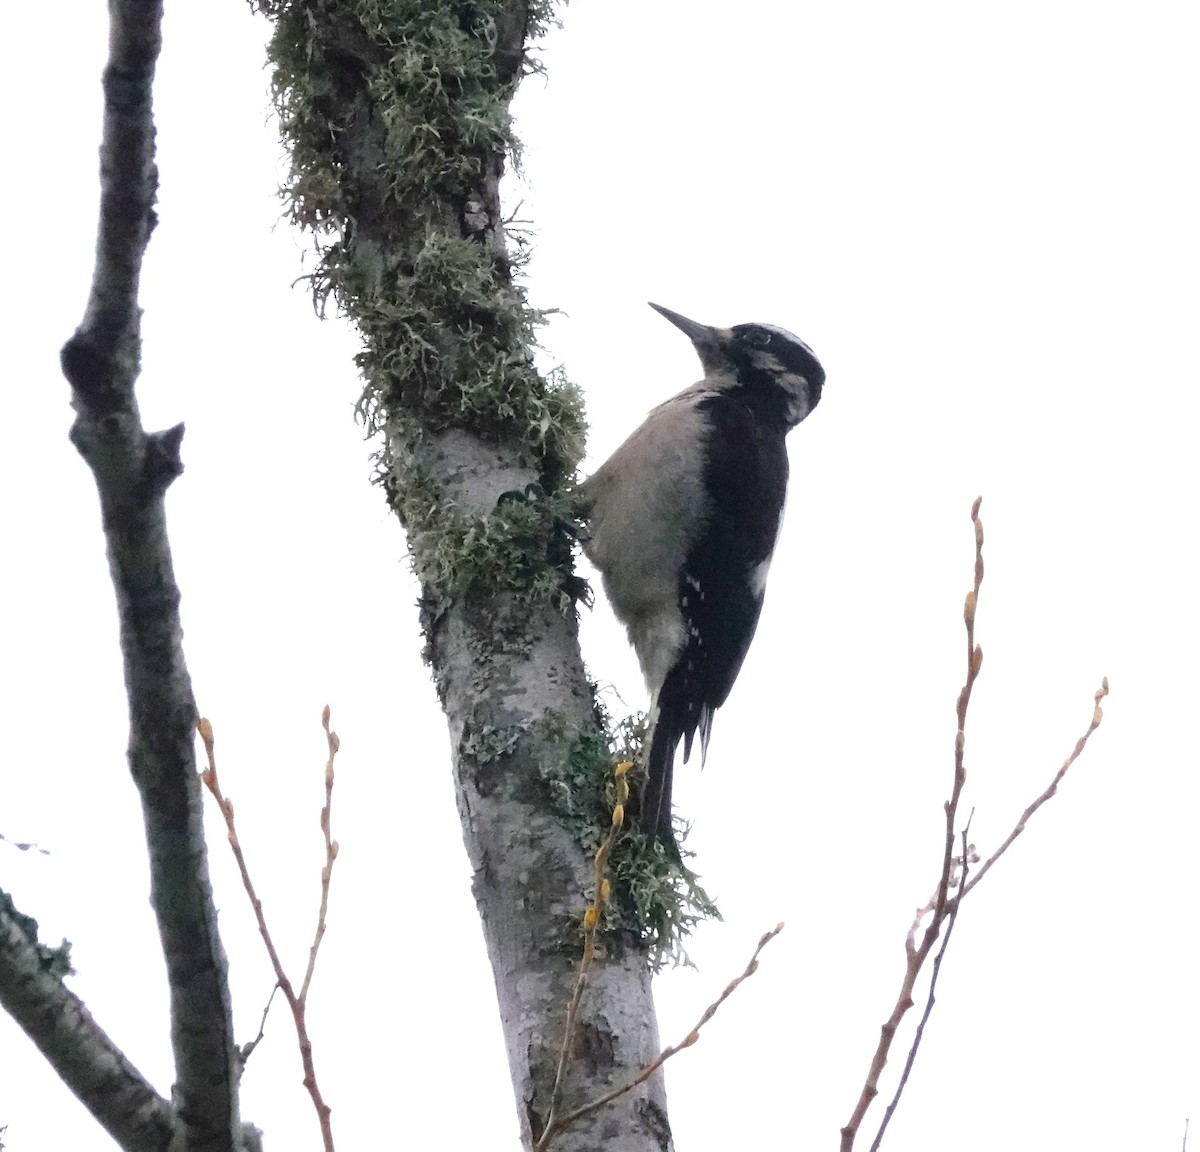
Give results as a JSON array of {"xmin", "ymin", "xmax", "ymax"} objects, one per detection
[{"xmin": 641, "ymin": 710, "xmax": 683, "ymax": 856}]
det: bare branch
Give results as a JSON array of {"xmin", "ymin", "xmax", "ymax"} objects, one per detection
[
  {"xmin": 840, "ymin": 496, "xmax": 986, "ymax": 1152},
  {"xmin": 539, "ymin": 922, "xmax": 785, "ymax": 1149},
  {"xmin": 0, "ymin": 833, "xmax": 50, "ymax": 856},
  {"xmin": 199, "ymin": 715, "xmax": 337, "ymax": 1152},
  {"xmin": 238, "ymin": 985, "xmax": 281, "ymax": 1069},
  {"xmin": 62, "ymin": 0, "xmax": 163, "ymax": 406},
  {"xmin": 300, "ymin": 707, "xmax": 341, "ymax": 1004},
  {"xmin": 869, "ymin": 822, "xmax": 973, "ymax": 1152},
  {"xmin": 842, "ymin": 498, "xmax": 1109, "ymax": 1151},
  {"xmin": 0, "ymin": 891, "xmax": 177, "ymax": 1151},
  {"xmin": 56, "ymin": 2, "xmax": 242, "ymax": 1146},
  {"xmin": 961, "ymin": 677, "xmax": 1109, "ymax": 898}
]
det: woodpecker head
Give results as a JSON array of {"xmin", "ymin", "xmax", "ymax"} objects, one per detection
[{"xmin": 649, "ymin": 301, "xmax": 824, "ymax": 427}]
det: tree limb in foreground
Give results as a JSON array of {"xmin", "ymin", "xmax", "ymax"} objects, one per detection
[
  {"xmin": 0, "ymin": 889, "xmax": 175, "ymax": 1151},
  {"xmin": 55, "ymin": 1, "xmax": 244, "ymax": 1148}
]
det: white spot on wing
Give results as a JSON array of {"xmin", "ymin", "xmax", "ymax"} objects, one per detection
[
  {"xmin": 750, "ymin": 506, "xmax": 785, "ymax": 599},
  {"xmin": 750, "ymin": 557, "xmax": 773, "ymax": 599}
]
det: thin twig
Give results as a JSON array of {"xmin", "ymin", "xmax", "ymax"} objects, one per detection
[
  {"xmin": 843, "ymin": 498, "xmax": 1110, "ymax": 1151},
  {"xmin": 0, "ymin": 833, "xmax": 50, "ymax": 856},
  {"xmin": 239, "ymin": 984, "xmax": 281, "ymax": 1068},
  {"xmin": 301, "ymin": 707, "xmax": 341, "ymax": 1003},
  {"xmin": 538, "ymin": 924, "xmax": 785, "ymax": 1149},
  {"xmin": 840, "ymin": 496, "xmax": 986, "ymax": 1152},
  {"xmin": 961, "ymin": 676, "xmax": 1108, "ymax": 898},
  {"xmin": 199, "ymin": 712, "xmax": 339, "ymax": 1152},
  {"xmin": 870, "ymin": 821, "xmax": 973, "ymax": 1152}
]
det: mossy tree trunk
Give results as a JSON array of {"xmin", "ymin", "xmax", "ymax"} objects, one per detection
[{"xmin": 258, "ymin": 2, "xmax": 673, "ymax": 1147}]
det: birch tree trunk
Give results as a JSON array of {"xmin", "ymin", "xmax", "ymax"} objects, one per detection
[{"xmin": 256, "ymin": 2, "xmax": 673, "ymax": 1146}]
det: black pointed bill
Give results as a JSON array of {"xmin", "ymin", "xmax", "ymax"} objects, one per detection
[{"xmin": 648, "ymin": 302, "xmax": 727, "ymax": 348}]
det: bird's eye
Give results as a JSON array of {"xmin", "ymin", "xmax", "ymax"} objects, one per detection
[{"xmin": 742, "ymin": 328, "xmax": 771, "ymax": 349}]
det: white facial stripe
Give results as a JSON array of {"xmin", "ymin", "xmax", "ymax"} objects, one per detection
[{"xmin": 754, "ymin": 323, "xmax": 816, "ymax": 358}]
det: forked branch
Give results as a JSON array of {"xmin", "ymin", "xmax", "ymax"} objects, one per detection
[
  {"xmin": 199, "ymin": 709, "xmax": 342, "ymax": 1152},
  {"xmin": 841, "ymin": 497, "xmax": 1109, "ymax": 1152}
]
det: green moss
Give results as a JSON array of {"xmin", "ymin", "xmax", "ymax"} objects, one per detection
[
  {"xmin": 384, "ymin": 465, "xmax": 578, "ymax": 614},
  {"xmin": 455, "ymin": 701, "xmax": 721, "ymax": 970},
  {"xmin": 263, "ymin": 0, "xmax": 588, "ymax": 610},
  {"xmin": 263, "ymin": 0, "xmax": 578, "ymax": 471},
  {"xmin": 539, "ymin": 703, "xmax": 721, "ymax": 970}
]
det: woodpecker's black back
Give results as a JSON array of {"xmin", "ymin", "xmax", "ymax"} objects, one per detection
[
  {"xmin": 581, "ymin": 303, "xmax": 823, "ymax": 855},
  {"xmin": 640, "ymin": 393, "xmax": 792, "ymax": 842}
]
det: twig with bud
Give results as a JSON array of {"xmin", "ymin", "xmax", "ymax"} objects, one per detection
[
  {"xmin": 198, "ymin": 708, "xmax": 341, "ymax": 1152},
  {"xmin": 841, "ymin": 497, "xmax": 1109, "ymax": 1151}
]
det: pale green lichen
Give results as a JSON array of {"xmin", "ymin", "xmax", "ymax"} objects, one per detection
[{"xmin": 262, "ymin": 0, "xmax": 586, "ymax": 612}]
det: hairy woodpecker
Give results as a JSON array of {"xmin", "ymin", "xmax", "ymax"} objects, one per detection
[{"xmin": 580, "ymin": 303, "xmax": 824, "ymax": 849}]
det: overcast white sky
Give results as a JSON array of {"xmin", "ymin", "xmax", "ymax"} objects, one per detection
[{"xmin": 2, "ymin": 2, "xmax": 1199, "ymax": 1150}]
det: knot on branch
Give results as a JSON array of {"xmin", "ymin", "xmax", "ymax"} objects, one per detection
[{"xmin": 61, "ymin": 333, "xmax": 123, "ymax": 411}]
